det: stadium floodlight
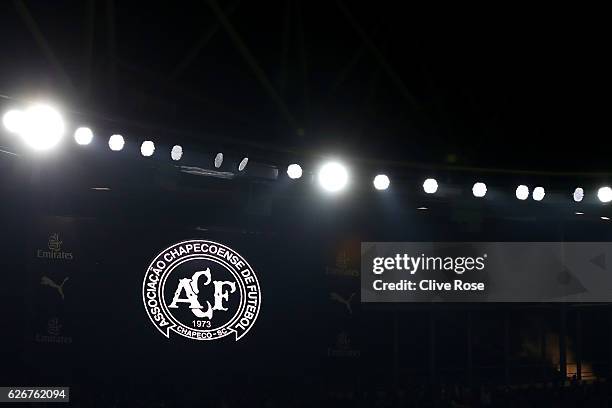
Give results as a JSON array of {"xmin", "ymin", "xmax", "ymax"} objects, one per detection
[
  {"xmin": 2, "ymin": 109, "xmax": 25, "ymax": 134},
  {"xmin": 598, "ymin": 187, "xmax": 612, "ymax": 203},
  {"xmin": 141, "ymin": 140, "xmax": 155, "ymax": 157},
  {"xmin": 472, "ymin": 182, "xmax": 487, "ymax": 198},
  {"xmin": 108, "ymin": 134, "xmax": 125, "ymax": 151},
  {"xmin": 18, "ymin": 104, "xmax": 65, "ymax": 150},
  {"xmin": 602, "ymin": 216, "xmax": 610, "ymax": 221},
  {"xmin": 575, "ymin": 212, "xmax": 584, "ymax": 215},
  {"xmin": 171, "ymin": 145, "xmax": 183, "ymax": 161},
  {"xmin": 287, "ymin": 163, "xmax": 302, "ymax": 179},
  {"xmin": 318, "ymin": 161, "xmax": 348, "ymax": 192},
  {"xmin": 532, "ymin": 186, "xmax": 545, "ymax": 201},
  {"xmin": 238, "ymin": 157, "xmax": 248, "ymax": 171},
  {"xmin": 516, "ymin": 185, "xmax": 529, "ymax": 200},
  {"xmin": 573, "ymin": 187, "xmax": 584, "ymax": 202},
  {"xmin": 214, "ymin": 152, "xmax": 223, "ymax": 168},
  {"xmin": 373, "ymin": 174, "xmax": 390, "ymax": 190},
  {"xmin": 74, "ymin": 127, "xmax": 93, "ymax": 145},
  {"xmin": 423, "ymin": 178, "xmax": 438, "ymax": 194}
]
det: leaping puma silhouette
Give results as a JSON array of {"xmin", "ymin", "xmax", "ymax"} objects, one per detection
[
  {"xmin": 41, "ymin": 276, "xmax": 69, "ymax": 300},
  {"xmin": 330, "ymin": 292, "xmax": 355, "ymax": 314}
]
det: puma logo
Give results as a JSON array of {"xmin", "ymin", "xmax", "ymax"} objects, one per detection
[
  {"xmin": 41, "ymin": 276, "xmax": 69, "ymax": 300},
  {"xmin": 330, "ymin": 292, "xmax": 355, "ymax": 314}
]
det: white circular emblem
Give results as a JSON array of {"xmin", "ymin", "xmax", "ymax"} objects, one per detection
[{"xmin": 142, "ymin": 240, "xmax": 261, "ymax": 341}]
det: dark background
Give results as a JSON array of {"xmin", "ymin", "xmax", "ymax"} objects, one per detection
[
  {"xmin": 1, "ymin": 157, "xmax": 612, "ymax": 405},
  {"xmin": 1, "ymin": 1, "xmax": 612, "ymax": 406}
]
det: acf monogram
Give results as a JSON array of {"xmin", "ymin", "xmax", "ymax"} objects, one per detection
[
  {"xmin": 168, "ymin": 268, "xmax": 236, "ymax": 319},
  {"xmin": 142, "ymin": 240, "xmax": 261, "ymax": 341}
]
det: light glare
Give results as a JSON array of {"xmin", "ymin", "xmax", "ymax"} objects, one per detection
[
  {"xmin": 516, "ymin": 185, "xmax": 529, "ymax": 200},
  {"xmin": 74, "ymin": 127, "xmax": 93, "ymax": 145},
  {"xmin": 141, "ymin": 140, "xmax": 155, "ymax": 157},
  {"xmin": 171, "ymin": 145, "xmax": 183, "ymax": 161},
  {"xmin": 318, "ymin": 161, "xmax": 348, "ymax": 192},
  {"xmin": 598, "ymin": 187, "xmax": 612, "ymax": 203},
  {"xmin": 373, "ymin": 174, "xmax": 390, "ymax": 190},
  {"xmin": 573, "ymin": 187, "xmax": 584, "ymax": 202},
  {"xmin": 20, "ymin": 104, "xmax": 65, "ymax": 150},
  {"xmin": 238, "ymin": 157, "xmax": 248, "ymax": 171},
  {"xmin": 109, "ymin": 134, "xmax": 125, "ymax": 151},
  {"xmin": 287, "ymin": 164, "xmax": 302, "ymax": 179},
  {"xmin": 2, "ymin": 109, "xmax": 24, "ymax": 133},
  {"xmin": 423, "ymin": 178, "xmax": 438, "ymax": 194},
  {"xmin": 532, "ymin": 186, "xmax": 545, "ymax": 201},
  {"xmin": 214, "ymin": 152, "xmax": 223, "ymax": 168},
  {"xmin": 472, "ymin": 182, "xmax": 487, "ymax": 198}
]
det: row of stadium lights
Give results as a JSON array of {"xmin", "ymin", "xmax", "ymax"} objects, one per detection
[{"xmin": 3, "ymin": 103, "xmax": 612, "ymax": 208}]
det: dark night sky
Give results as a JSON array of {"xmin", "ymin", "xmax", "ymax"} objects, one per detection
[{"xmin": 0, "ymin": 1, "xmax": 609, "ymax": 172}]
